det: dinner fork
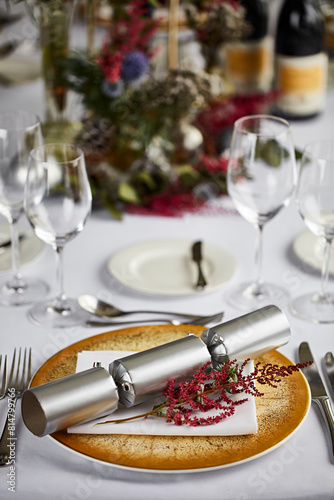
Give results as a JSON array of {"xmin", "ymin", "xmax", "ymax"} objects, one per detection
[
  {"xmin": 0, "ymin": 355, "xmax": 7, "ymax": 400},
  {"xmin": 0, "ymin": 348, "xmax": 32, "ymax": 466}
]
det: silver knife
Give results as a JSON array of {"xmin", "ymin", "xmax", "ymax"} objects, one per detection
[
  {"xmin": 191, "ymin": 241, "xmax": 207, "ymax": 290},
  {"xmin": 324, "ymin": 352, "xmax": 334, "ymax": 397},
  {"xmin": 299, "ymin": 342, "xmax": 334, "ymax": 462}
]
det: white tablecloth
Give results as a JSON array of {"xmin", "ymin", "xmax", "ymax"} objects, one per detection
[{"xmin": 1, "ymin": 33, "xmax": 334, "ymax": 500}]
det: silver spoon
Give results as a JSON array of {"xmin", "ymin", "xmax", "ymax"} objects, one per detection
[
  {"xmin": 86, "ymin": 312, "xmax": 224, "ymax": 327},
  {"xmin": 78, "ymin": 294, "xmax": 219, "ymax": 321}
]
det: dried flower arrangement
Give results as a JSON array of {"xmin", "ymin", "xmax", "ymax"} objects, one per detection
[
  {"xmin": 183, "ymin": 0, "xmax": 251, "ymax": 72},
  {"xmin": 97, "ymin": 359, "xmax": 311, "ymax": 427}
]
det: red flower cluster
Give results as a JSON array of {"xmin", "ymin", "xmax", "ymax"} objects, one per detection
[
  {"xmin": 160, "ymin": 361, "xmax": 248, "ymax": 426},
  {"xmin": 195, "ymin": 92, "xmax": 278, "ymax": 138},
  {"xmin": 127, "ymin": 189, "xmax": 206, "ymax": 217},
  {"xmin": 97, "ymin": 0, "xmax": 159, "ymax": 84}
]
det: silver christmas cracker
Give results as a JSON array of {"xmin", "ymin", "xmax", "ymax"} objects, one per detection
[
  {"xmin": 21, "ymin": 305, "xmax": 291, "ymax": 437},
  {"xmin": 201, "ymin": 305, "xmax": 291, "ymax": 369},
  {"xmin": 21, "ymin": 367, "xmax": 119, "ymax": 437}
]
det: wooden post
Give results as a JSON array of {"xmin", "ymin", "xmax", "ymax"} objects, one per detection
[
  {"xmin": 168, "ymin": 0, "xmax": 179, "ymax": 70},
  {"xmin": 86, "ymin": 0, "xmax": 99, "ymax": 54}
]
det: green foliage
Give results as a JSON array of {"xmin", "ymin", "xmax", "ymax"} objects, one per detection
[
  {"xmin": 118, "ymin": 181, "xmax": 140, "ymax": 204},
  {"xmin": 255, "ymin": 139, "xmax": 290, "ymax": 168}
]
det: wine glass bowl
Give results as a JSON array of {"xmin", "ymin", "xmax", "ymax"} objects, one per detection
[
  {"xmin": 226, "ymin": 114, "xmax": 296, "ymax": 311},
  {"xmin": 24, "ymin": 143, "xmax": 92, "ymax": 328},
  {"xmin": 290, "ymin": 140, "xmax": 334, "ymax": 323},
  {"xmin": 0, "ymin": 111, "xmax": 48, "ymax": 306}
]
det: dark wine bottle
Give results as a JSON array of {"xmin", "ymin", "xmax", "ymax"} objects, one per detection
[
  {"xmin": 275, "ymin": 0, "xmax": 328, "ymax": 119},
  {"xmin": 223, "ymin": 0, "xmax": 273, "ymax": 93}
]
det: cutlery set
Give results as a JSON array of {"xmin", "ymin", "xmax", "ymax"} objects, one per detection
[
  {"xmin": 78, "ymin": 294, "xmax": 222, "ymax": 328},
  {"xmin": 299, "ymin": 343, "xmax": 334, "ymax": 463}
]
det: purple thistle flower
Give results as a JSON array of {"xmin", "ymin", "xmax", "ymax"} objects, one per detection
[{"xmin": 121, "ymin": 51, "xmax": 149, "ymax": 83}]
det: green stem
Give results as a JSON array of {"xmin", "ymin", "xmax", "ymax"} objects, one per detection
[{"xmin": 95, "ymin": 401, "xmax": 169, "ymax": 426}]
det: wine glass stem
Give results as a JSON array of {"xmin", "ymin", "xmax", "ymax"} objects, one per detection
[
  {"xmin": 254, "ymin": 224, "xmax": 264, "ymax": 295},
  {"xmin": 320, "ymin": 238, "xmax": 332, "ymax": 300},
  {"xmin": 54, "ymin": 245, "xmax": 67, "ymax": 310},
  {"xmin": 9, "ymin": 220, "xmax": 24, "ymax": 289}
]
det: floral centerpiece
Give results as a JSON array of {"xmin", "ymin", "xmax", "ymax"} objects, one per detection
[{"xmin": 60, "ymin": 0, "xmax": 275, "ymax": 217}]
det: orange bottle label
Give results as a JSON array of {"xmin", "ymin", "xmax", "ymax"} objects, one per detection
[
  {"xmin": 275, "ymin": 54, "xmax": 328, "ymax": 115},
  {"xmin": 226, "ymin": 46, "xmax": 267, "ymax": 77},
  {"xmin": 277, "ymin": 65, "xmax": 325, "ymax": 94}
]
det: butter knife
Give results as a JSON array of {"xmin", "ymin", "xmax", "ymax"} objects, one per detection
[
  {"xmin": 299, "ymin": 342, "xmax": 334, "ymax": 462},
  {"xmin": 324, "ymin": 352, "xmax": 334, "ymax": 397},
  {"xmin": 191, "ymin": 241, "xmax": 207, "ymax": 290},
  {"xmin": 0, "ymin": 234, "xmax": 24, "ymax": 250}
]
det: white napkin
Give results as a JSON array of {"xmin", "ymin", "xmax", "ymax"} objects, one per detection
[{"xmin": 68, "ymin": 351, "xmax": 258, "ymax": 436}]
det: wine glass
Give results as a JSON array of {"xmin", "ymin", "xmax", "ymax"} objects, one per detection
[
  {"xmin": 290, "ymin": 140, "xmax": 334, "ymax": 323},
  {"xmin": 24, "ymin": 143, "xmax": 92, "ymax": 328},
  {"xmin": 0, "ymin": 111, "xmax": 48, "ymax": 306},
  {"xmin": 226, "ymin": 114, "xmax": 296, "ymax": 311}
]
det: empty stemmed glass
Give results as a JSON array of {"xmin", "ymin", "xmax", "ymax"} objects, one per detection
[
  {"xmin": 0, "ymin": 111, "xmax": 48, "ymax": 305},
  {"xmin": 290, "ymin": 140, "xmax": 334, "ymax": 323},
  {"xmin": 24, "ymin": 143, "xmax": 92, "ymax": 327},
  {"xmin": 226, "ymin": 115, "xmax": 296, "ymax": 311}
]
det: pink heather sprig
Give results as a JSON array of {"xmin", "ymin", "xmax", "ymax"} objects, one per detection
[
  {"xmin": 97, "ymin": 359, "xmax": 312, "ymax": 428},
  {"xmin": 109, "ymin": 0, "xmax": 159, "ymax": 55},
  {"xmin": 98, "ymin": 50, "xmax": 124, "ymax": 83}
]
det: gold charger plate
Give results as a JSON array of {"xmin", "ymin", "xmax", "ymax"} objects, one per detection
[{"xmin": 31, "ymin": 324, "xmax": 311, "ymax": 473}]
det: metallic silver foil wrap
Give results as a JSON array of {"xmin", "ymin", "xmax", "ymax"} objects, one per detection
[
  {"xmin": 21, "ymin": 367, "xmax": 119, "ymax": 436},
  {"xmin": 201, "ymin": 305, "xmax": 291, "ymax": 368},
  {"xmin": 110, "ymin": 334, "xmax": 211, "ymax": 407}
]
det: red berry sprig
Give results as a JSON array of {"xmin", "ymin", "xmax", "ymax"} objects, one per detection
[{"xmin": 97, "ymin": 359, "xmax": 311, "ymax": 427}]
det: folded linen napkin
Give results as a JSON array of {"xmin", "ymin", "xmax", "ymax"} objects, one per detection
[{"xmin": 68, "ymin": 351, "xmax": 257, "ymax": 436}]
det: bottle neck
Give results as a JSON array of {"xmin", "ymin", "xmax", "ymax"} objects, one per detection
[
  {"xmin": 276, "ymin": 0, "xmax": 325, "ymax": 56},
  {"xmin": 240, "ymin": 0, "xmax": 269, "ymax": 40}
]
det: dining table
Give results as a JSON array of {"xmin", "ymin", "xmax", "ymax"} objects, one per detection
[{"xmin": 1, "ymin": 23, "xmax": 334, "ymax": 500}]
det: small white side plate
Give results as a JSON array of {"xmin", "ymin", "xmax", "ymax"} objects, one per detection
[
  {"xmin": 106, "ymin": 239, "xmax": 236, "ymax": 296},
  {"xmin": 292, "ymin": 230, "xmax": 334, "ymax": 274},
  {"xmin": 0, "ymin": 224, "xmax": 44, "ymax": 272}
]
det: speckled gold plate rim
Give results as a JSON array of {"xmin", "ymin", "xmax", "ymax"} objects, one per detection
[{"xmin": 30, "ymin": 324, "xmax": 311, "ymax": 474}]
